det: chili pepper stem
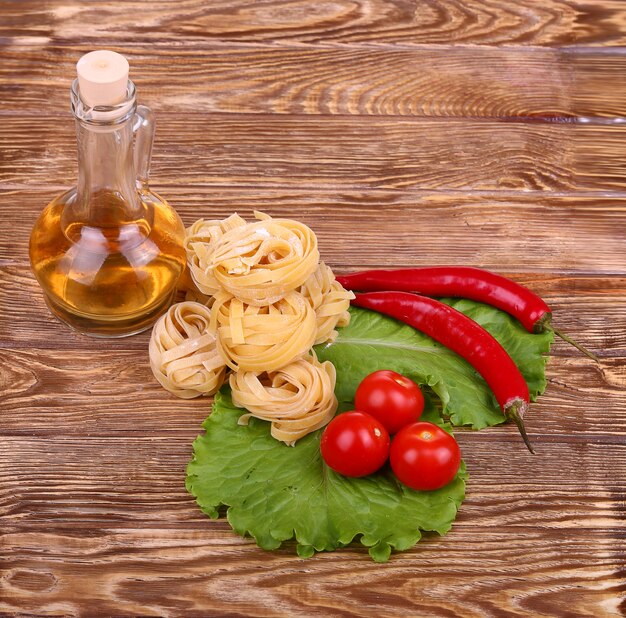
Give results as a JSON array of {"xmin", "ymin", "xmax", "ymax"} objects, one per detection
[
  {"xmin": 534, "ymin": 314, "xmax": 598, "ymax": 362},
  {"xmin": 552, "ymin": 327, "xmax": 599, "ymax": 362},
  {"xmin": 504, "ymin": 400, "xmax": 535, "ymax": 454},
  {"xmin": 533, "ymin": 312, "xmax": 552, "ymax": 334}
]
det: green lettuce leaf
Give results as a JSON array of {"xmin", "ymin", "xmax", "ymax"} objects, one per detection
[
  {"xmin": 187, "ymin": 299, "xmax": 552, "ymax": 560},
  {"xmin": 315, "ymin": 300, "xmax": 553, "ymax": 429},
  {"xmin": 186, "ymin": 391, "xmax": 467, "ymax": 562}
]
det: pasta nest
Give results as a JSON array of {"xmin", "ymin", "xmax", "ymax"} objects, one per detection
[
  {"xmin": 149, "ymin": 301, "xmax": 227, "ymax": 399},
  {"xmin": 210, "ymin": 290, "xmax": 317, "ymax": 372},
  {"xmin": 184, "ymin": 213, "xmax": 247, "ymax": 297},
  {"xmin": 300, "ymin": 262, "xmax": 355, "ymax": 344},
  {"xmin": 208, "ymin": 211, "xmax": 320, "ymax": 306},
  {"xmin": 151, "ymin": 212, "xmax": 356, "ymax": 443},
  {"xmin": 230, "ymin": 353, "xmax": 338, "ymax": 446}
]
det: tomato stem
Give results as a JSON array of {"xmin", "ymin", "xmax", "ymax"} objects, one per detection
[
  {"xmin": 551, "ymin": 327, "xmax": 599, "ymax": 362},
  {"xmin": 505, "ymin": 400, "xmax": 535, "ymax": 454}
]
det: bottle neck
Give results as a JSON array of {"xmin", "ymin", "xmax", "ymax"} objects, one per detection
[
  {"xmin": 75, "ymin": 117, "xmax": 140, "ymax": 221},
  {"xmin": 69, "ymin": 78, "xmax": 145, "ymax": 226}
]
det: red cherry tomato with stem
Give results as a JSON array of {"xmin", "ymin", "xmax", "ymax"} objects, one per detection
[
  {"xmin": 390, "ymin": 422, "xmax": 461, "ymax": 491},
  {"xmin": 355, "ymin": 370, "xmax": 425, "ymax": 434},
  {"xmin": 320, "ymin": 411, "xmax": 390, "ymax": 477}
]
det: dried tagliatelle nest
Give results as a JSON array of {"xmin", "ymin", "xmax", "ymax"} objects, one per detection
[
  {"xmin": 210, "ymin": 211, "xmax": 320, "ymax": 306},
  {"xmin": 149, "ymin": 302, "xmax": 227, "ymax": 399},
  {"xmin": 210, "ymin": 290, "xmax": 317, "ymax": 373},
  {"xmin": 230, "ymin": 353, "xmax": 338, "ymax": 446},
  {"xmin": 184, "ymin": 213, "xmax": 247, "ymax": 297},
  {"xmin": 149, "ymin": 211, "xmax": 355, "ymax": 445},
  {"xmin": 300, "ymin": 262, "xmax": 353, "ymax": 345}
]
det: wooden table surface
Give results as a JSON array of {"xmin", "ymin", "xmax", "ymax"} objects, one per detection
[{"xmin": 1, "ymin": 2, "xmax": 625, "ymax": 616}]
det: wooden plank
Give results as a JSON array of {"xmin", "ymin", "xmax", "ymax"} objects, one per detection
[
  {"xmin": 4, "ymin": 116, "xmax": 626, "ymax": 193},
  {"xmin": 0, "ymin": 346, "xmax": 622, "ymax": 438},
  {"xmin": 1, "ymin": 529, "xmax": 622, "ymax": 617},
  {"xmin": 0, "ymin": 435, "xmax": 623, "ymax": 530},
  {"xmin": 3, "ymin": 44, "xmax": 626, "ymax": 119},
  {"xmin": 0, "ymin": 434, "xmax": 626, "ymax": 524},
  {"xmin": 2, "ymin": 264, "xmax": 623, "ymax": 353},
  {"xmin": 6, "ymin": 190, "xmax": 626, "ymax": 273},
  {"xmin": 0, "ymin": 437, "xmax": 623, "ymax": 616},
  {"xmin": 2, "ymin": 0, "xmax": 626, "ymax": 47}
]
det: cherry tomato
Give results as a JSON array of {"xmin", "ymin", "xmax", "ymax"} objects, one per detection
[
  {"xmin": 355, "ymin": 370, "xmax": 425, "ymax": 434},
  {"xmin": 320, "ymin": 411, "xmax": 390, "ymax": 477},
  {"xmin": 390, "ymin": 422, "xmax": 461, "ymax": 491}
]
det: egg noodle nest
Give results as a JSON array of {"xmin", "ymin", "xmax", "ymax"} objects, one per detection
[{"xmin": 149, "ymin": 211, "xmax": 354, "ymax": 445}]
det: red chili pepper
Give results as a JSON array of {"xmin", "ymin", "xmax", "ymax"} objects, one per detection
[
  {"xmin": 337, "ymin": 267, "xmax": 597, "ymax": 361},
  {"xmin": 351, "ymin": 291, "xmax": 536, "ymax": 453}
]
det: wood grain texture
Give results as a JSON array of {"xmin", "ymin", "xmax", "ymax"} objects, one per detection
[
  {"xmin": 4, "ymin": 189, "xmax": 626, "ymax": 274},
  {"xmin": 3, "ymin": 262, "xmax": 625, "ymax": 357},
  {"xmin": 0, "ymin": 437, "xmax": 624, "ymax": 617},
  {"xmin": 1, "ymin": 345, "xmax": 624, "ymax": 438},
  {"xmin": 4, "ymin": 44, "xmax": 626, "ymax": 119},
  {"xmin": 1, "ymin": 436, "xmax": 623, "ymax": 527},
  {"xmin": 2, "ymin": 0, "xmax": 626, "ymax": 47},
  {"xmin": 2, "ymin": 530, "xmax": 623, "ymax": 617},
  {"xmin": 2, "ymin": 0, "xmax": 626, "ymax": 616},
  {"xmin": 5, "ymin": 265, "xmax": 625, "ymax": 352},
  {"xmin": 0, "ymin": 434, "xmax": 626, "ymax": 524},
  {"xmin": 5, "ymin": 116, "xmax": 626, "ymax": 193}
]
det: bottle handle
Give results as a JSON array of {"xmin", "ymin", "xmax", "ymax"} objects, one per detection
[{"xmin": 133, "ymin": 104, "xmax": 155, "ymax": 188}]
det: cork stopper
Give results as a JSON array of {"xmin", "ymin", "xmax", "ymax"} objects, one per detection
[{"xmin": 76, "ymin": 50, "xmax": 129, "ymax": 108}]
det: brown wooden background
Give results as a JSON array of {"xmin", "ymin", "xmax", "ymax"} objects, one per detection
[{"xmin": 1, "ymin": 1, "xmax": 625, "ymax": 616}]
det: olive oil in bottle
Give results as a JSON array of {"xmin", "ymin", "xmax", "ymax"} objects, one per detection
[{"xmin": 29, "ymin": 51, "xmax": 186, "ymax": 337}]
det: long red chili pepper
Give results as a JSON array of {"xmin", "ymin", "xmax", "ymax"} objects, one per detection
[
  {"xmin": 351, "ymin": 291, "xmax": 536, "ymax": 453},
  {"xmin": 337, "ymin": 267, "xmax": 597, "ymax": 360}
]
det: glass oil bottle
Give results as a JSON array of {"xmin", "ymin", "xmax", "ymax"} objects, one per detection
[{"xmin": 29, "ymin": 51, "xmax": 186, "ymax": 337}]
